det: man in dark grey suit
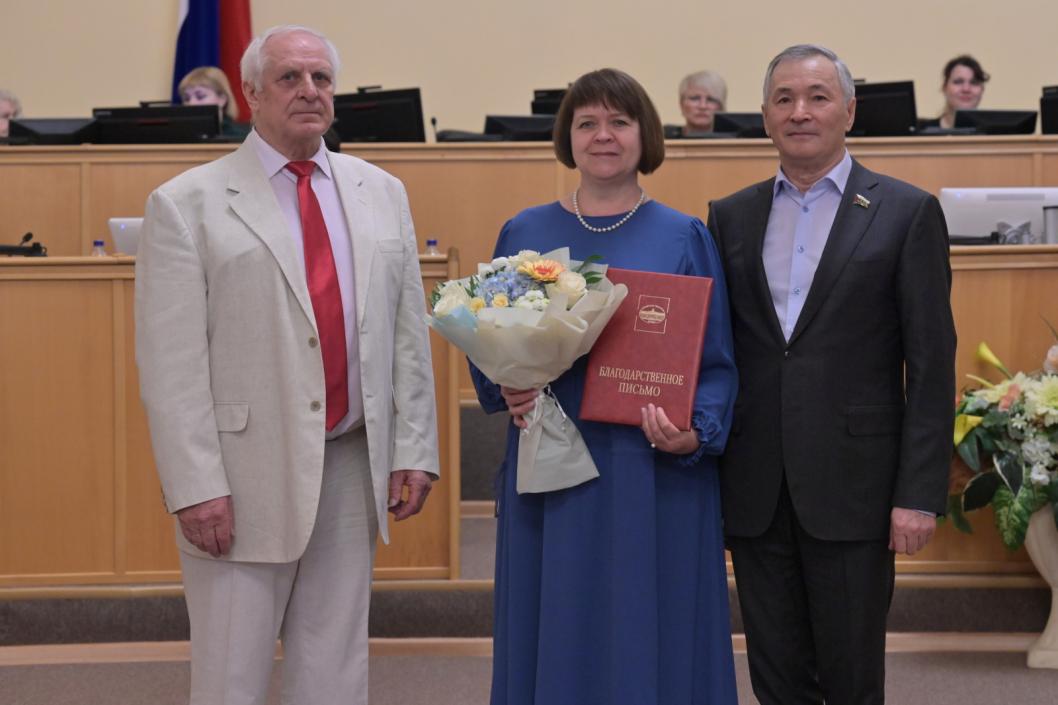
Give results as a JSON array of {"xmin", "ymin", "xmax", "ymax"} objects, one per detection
[{"xmin": 707, "ymin": 45, "xmax": 956, "ymax": 704}]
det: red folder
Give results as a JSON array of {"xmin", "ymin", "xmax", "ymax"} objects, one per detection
[{"xmin": 580, "ymin": 268, "xmax": 712, "ymax": 430}]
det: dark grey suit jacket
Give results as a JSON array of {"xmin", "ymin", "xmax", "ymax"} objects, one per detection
[{"xmin": 707, "ymin": 159, "xmax": 956, "ymax": 541}]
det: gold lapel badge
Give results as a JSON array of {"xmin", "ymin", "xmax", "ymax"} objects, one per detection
[{"xmin": 853, "ymin": 194, "xmax": 871, "ymax": 209}]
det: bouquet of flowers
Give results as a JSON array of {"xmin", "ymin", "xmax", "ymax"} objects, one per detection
[
  {"xmin": 427, "ymin": 247, "xmax": 628, "ymax": 493},
  {"xmin": 950, "ymin": 323, "xmax": 1058, "ymax": 550}
]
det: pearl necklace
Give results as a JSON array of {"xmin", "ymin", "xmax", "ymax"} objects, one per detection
[{"xmin": 572, "ymin": 188, "xmax": 646, "ymax": 233}]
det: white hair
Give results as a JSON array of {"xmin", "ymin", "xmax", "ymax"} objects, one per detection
[
  {"xmin": 0, "ymin": 89, "xmax": 22, "ymax": 117},
  {"xmin": 763, "ymin": 44, "xmax": 855, "ymax": 104},
  {"xmin": 678, "ymin": 70, "xmax": 727, "ymax": 109},
  {"xmin": 240, "ymin": 25, "xmax": 341, "ymax": 92}
]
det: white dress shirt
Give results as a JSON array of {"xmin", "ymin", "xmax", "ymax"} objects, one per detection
[{"xmin": 248, "ymin": 129, "xmax": 364, "ymax": 437}]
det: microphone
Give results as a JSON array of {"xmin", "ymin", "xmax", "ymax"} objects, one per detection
[
  {"xmin": 0, "ymin": 232, "xmax": 47, "ymax": 257},
  {"xmin": 430, "ymin": 116, "xmax": 438, "ymax": 141}
]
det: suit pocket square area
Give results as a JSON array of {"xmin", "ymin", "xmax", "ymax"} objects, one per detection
[
  {"xmin": 214, "ymin": 402, "xmax": 250, "ymax": 432},
  {"xmin": 846, "ymin": 404, "xmax": 903, "ymax": 436}
]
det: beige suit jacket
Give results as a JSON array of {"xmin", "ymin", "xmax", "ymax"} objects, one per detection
[{"xmin": 135, "ymin": 140, "xmax": 439, "ymax": 562}]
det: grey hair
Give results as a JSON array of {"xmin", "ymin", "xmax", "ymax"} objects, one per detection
[
  {"xmin": 0, "ymin": 89, "xmax": 22, "ymax": 117},
  {"xmin": 240, "ymin": 25, "xmax": 341, "ymax": 92},
  {"xmin": 678, "ymin": 70, "xmax": 727, "ymax": 109},
  {"xmin": 763, "ymin": 44, "xmax": 855, "ymax": 104}
]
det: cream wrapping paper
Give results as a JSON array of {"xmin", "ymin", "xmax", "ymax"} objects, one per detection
[{"xmin": 426, "ymin": 248, "xmax": 628, "ymax": 493}]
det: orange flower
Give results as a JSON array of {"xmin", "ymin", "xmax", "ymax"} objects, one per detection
[{"xmin": 518, "ymin": 259, "xmax": 565, "ymax": 282}]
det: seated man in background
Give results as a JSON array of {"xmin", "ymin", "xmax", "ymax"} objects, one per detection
[{"xmin": 0, "ymin": 89, "xmax": 22, "ymax": 137}]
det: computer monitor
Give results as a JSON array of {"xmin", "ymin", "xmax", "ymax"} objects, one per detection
[
  {"xmin": 954, "ymin": 110, "xmax": 1037, "ymax": 135},
  {"xmin": 93, "ymin": 105, "xmax": 220, "ymax": 143},
  {"xmin": 483, "ymin": 115, "xmax": 555, "ymax": 141},
  {"xmin": 7, "ymin": 118, "xmax": 97, "ymax": 145},
  {"xmin": 939, "ymin": 187, "xmax": 1058, "ymax": 239},
  {"xmin": 531, "ymin": 89, "xmax": 566, "ymax": 115},
  {"xmin": 331, "ymin": 88, "xmax": 426, "ymax": 143},
  {"xmin": 1041, "ymin": 87, "xmax": 1058, "ymax": 135},
  {"xmin": 712, "ymin": 113, "xmax": 766, "ymax": 138},
  {"xmin": 850, "ymin": 81, "xmax": 917, "ymax": 137}
]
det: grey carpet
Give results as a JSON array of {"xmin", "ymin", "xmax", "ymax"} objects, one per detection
[{"xmin": 3, "ymin": 651, "xmax": 1057, "ymax": 705}]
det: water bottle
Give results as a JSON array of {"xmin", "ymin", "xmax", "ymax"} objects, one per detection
[
  {"xmin": 91, "ymin": 240, "xmax": 107, "ymax": 257},
  {"xmin": 423, "ymin": 238, "xmax": 441, "ymax": 256}
]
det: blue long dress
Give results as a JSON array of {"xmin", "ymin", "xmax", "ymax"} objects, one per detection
[{"xmin": 471, "ymin": 200, "xmax": 739, "ymax": 705}]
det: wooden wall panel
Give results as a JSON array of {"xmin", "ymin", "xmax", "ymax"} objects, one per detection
[
  {"xmin": 0, "ymin": 163, "xmax": 81, "ymax": 256},
  {"xmin": 0, "ymin": 276, "xmax": 116, "ymax": 579}
]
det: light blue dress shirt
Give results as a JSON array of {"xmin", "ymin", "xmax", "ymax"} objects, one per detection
[{"xmin": 762, "ymin": 151, "xmax": 853, "ymax": 341}]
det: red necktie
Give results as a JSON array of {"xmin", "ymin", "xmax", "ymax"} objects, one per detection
[{"xmin": 286, "ymin": 161, "xmax": 349, "ymax": 431}]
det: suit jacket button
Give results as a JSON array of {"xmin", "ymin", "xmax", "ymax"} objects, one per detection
[
  {"xmin": 310, "ymin": 400, "xmax": 322, "ymax": 412},
  {"xmin": 308, "ymin": 337, "xmax": 318, "ymax": 348},
  {"xmin": 784, "ymin": 349, "xmax": 791, "ymax": 358}
]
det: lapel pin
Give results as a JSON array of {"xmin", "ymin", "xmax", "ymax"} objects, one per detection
[{"xmin": 853, "ymin": 194, "xmax": 870, "ymax": 209}]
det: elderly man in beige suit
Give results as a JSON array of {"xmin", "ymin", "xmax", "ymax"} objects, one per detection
[{"xmin": 135, "ymin": 25, "xmax": 439, "ymax": 705}]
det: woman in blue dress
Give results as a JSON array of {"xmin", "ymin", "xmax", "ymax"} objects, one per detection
[{"xmin": 471, "ymin": 68, "xmax": 738, "ymax": 705}]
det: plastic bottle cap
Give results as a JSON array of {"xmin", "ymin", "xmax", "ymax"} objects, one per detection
[
  {"xmin": 93, "ymin": 240, "xmax": 104, "ymax": 246},
  {"xmin": 426, "ymin": 239, "xmax": 438, "ymax": 246}
]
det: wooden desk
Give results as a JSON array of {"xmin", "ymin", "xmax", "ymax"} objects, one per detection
[
  {"xmin": 4, "ymin": 136, "xmax": 1057, "ymax": 401},
  {"xmin": 0, "ymin": 254, "xmax": 460, "ymax": 587}
]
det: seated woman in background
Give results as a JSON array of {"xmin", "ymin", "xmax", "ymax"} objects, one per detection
[
  {"xmin": 924, "ymin": 55, "xmax": 990, "ymax": 129},
  {"xmin": 672, "ymin": 70, "xmax": 727, "ymax": 137},
  {"xmin": 177, "ymin": 66, "xmax": 249, "ymax": 138},
  {"xmin": 0, "ymin": 89, "xmax": 22, "ymax": 138}
]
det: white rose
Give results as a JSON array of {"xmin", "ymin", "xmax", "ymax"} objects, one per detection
[
  {"xmin": 513, "ymin": 249, "xmax": 541, "ymax": 266},
  {"xmin": 438, "ymin": 280, "xmax": 470, "ymax": 300},
  {"xmin": 490, "ymin": 256, "xmax": 511, "ymax": 271},
  {"xmin": 550, "ymin": 270, "xmax": 587, "ymax": 305},
  {"xmin": 1044, "ymin": 344, "xmax": 1058, "ymax": 374},
  {"xmin": 433, "ymin": 291, "xmax": 469, "ymax": 317}
]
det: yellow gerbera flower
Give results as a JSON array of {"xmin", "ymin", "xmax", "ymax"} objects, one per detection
[
  {"xmin": 518, "ymin": 259, "xmax": 565, "ymax": 282},
  {"xmin": 491, "ymin": 294, "xmax": 509, "ymax": 308}
]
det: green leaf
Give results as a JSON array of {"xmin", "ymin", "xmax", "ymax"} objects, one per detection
[
  {"xmin": 947, "ymin": 494, "xmax": 973, "ymax": 534},
  {"xmin": 956, "ymin": 430, "xmax": 981, "ymax": 471},
  {"xmin": 994, "ymin": 453, "xmax": 1023, "ymax": 495},
  {"xmin": 575, "ymin": 254, "xmax": 603, "ymax": 273},
  {"xmin": 991, "ymin": 485, "xmax": 1030, "ymax": 550},
  {"xmin": 963, "ymin": 472, "xmax": 1000, "ymax": 511}
]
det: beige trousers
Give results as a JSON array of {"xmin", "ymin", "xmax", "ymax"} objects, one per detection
[{"xmin": 179, "ymin": 428, "xmax": 377, "ymax": 705}]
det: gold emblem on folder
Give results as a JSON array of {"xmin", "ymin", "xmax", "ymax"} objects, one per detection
[{"xmin": 635, "ymin": 295, "xmax": 670, "ymax": 334}]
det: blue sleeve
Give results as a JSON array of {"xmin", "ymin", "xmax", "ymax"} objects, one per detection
[
  {"xmin": 677, "ymin": 218, "xmax": 738, "ymax": 466},
  {"xmin": 469, "ymin": 219, "xmax": 514, "ymax": 414}
]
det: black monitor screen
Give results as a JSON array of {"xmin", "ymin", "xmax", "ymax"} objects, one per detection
[
  {"xmin": 332, "ymin": 88, "xmax": 425, "ymax": 143},
  {"xmin": 712, "ymin": 112, "xmax": 766, "ymax": 138},
  {"xmin": 531, "ymin": 89, "xmax": 566, "ymax": 115},
  {"xmin": 483, "ymin": 115, "xmax": 555, "ymax": 141},
  {"xmin": 8, "ymin": 118, "xmax": 97, "ymax": 145},
  {"xmin": 954, "ymin": 110, "xmax": 1037, "ymax": 135},
  {"xmin": 1039, "ymin": 90, "xmax": 1057, "ymax": 135},
  {"xmin": 93, "ymin": 105, "xmax": 220, "ymax": 143},
  {"xmin": 850, "ymin": 81, "xmax": 917, "ymax": 137}
]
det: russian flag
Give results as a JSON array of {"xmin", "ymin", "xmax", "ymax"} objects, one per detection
[{"xmin": 172, "ymin": 0, "xmax": 253, "ymax": 120}]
